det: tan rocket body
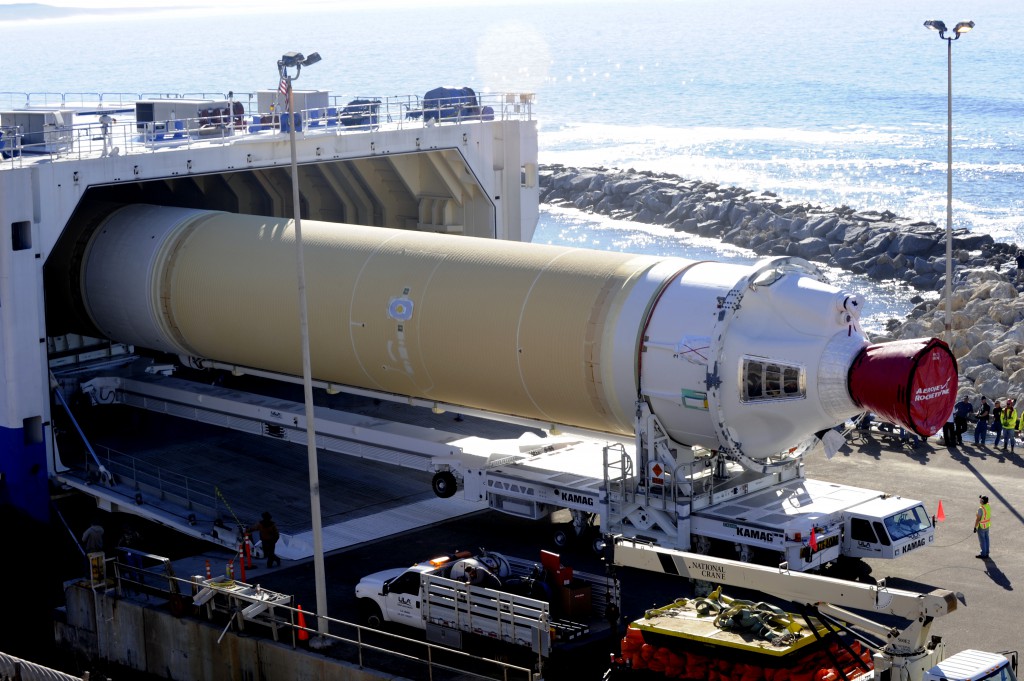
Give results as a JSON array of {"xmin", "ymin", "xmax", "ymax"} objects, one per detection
[
  {"xmin": 81, "ymin": 204, "xmax": 955, "ymax": 455},
  {"xmin": 83, "ymin": 204, "xmax": 678, "ymax": 436}
]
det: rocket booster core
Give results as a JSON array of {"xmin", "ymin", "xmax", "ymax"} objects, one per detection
[{"xmin": 78, "ymin": 204, "xmax": 956, "ymax": 457}]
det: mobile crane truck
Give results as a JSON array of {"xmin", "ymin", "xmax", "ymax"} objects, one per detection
[{"xmin": 607, "ymin": 536, "xmax": 1018, "ymax": 681}]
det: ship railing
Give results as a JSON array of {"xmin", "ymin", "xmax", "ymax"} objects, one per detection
[
  {"xmin": 84, "ymin": 444, "xmax": 237, "ymax": 528},
  {"xmin": 94, "ymin": 557, "xmax": 535, "ymax": 681},
  {"xmin": 0, "ymin": 91, "xmax": 535, "ymax": 163},
  {"xmin": 1, "ymin": 90, "xmax": 534, "ymax": 120},
  {"xmin": 0, "ymin": 91, "xmax": 147, "ymax": 109}
]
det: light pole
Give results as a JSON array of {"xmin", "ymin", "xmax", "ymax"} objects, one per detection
[
  {"xmin": 924, "ymin": 19, "xmax": 973, "ymax": 338},
  {"xmin": 277, "ymin": 49, "xmax": 330, "ymax": 647}
]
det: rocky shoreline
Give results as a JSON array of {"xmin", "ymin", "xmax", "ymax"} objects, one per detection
[{"xmin": 539, "ymin": 164, "xmax": 1024, "ymax": 404}]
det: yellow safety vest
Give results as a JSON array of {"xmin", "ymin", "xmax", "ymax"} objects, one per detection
[
  {"xmin": 1000, "ymin": 409, "xmax": 1018, "ymax": 429},
  {"xmin": 979, "ymin": 503, "xmax": 992, "ymax": 530}
]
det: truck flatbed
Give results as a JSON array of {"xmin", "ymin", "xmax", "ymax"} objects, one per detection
[
  {"xmin": 633, "ymin": 596, "xmax": 825, "ymax": 658},
  {"xmin": 614, "ymin": 587, "xmax": 874, "ymax": 679}
]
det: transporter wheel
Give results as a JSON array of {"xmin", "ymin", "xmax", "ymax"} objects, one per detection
[
  {"xmin": 552, "ymin": 525, "xmax": 572, "ymax": 548},
  {"xmin": 431, "ymin": 471, "xmax": 458, "ymax": 498},
  {"xmin": 358, "ymin": 599, "xmax": 384, "ymax": 629}
]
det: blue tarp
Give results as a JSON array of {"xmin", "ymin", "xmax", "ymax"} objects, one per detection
[
  {"xmin": 420, "ymin": 86, "xmax": 479, "ymax": 121},
  {"xmin": 340, "ymin": 98, "xmax": 380, "ymax": 127}
]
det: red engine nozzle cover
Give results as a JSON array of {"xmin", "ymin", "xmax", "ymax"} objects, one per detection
[{"xmin": 848, "ymin": 337, "xmax": 958, "ymax": 437}]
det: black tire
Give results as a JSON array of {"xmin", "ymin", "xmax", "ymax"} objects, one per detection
[
  {"xmin": 431, "ymin": 471, "xmax": 457, "ymax": 498},
  {"xmin": 358, "ymin": 599, "xmax": 384, "ymax": 628},
  {"xmin": 552, "ymin": 526, "xmax": 571, "ymax": 548},
  {"xmin": 591, "ymin": 535, "xmax": 606, "ymax": 555}
]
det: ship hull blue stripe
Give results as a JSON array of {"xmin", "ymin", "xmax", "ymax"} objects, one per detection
[{"xmin": 0, "ymin": 426, "xmax": 51, "ymax": 523}]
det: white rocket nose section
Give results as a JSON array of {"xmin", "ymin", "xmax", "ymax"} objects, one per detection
[{"xmin": 848, "ymin": 338, "xmax": 958, "ymax": 437}]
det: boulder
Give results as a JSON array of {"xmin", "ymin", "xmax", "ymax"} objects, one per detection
[
  {"xmin": 1002, "ymin": 354, "xmax": 1024, "ymax": 376},
  {"xmin": 965, "ymin": 364, "xmax": 1001, "ymax": 385},
  {"xmin": 793, "ymin": 237, "xmax": 831, "ymax": 260},
  {"xmin": 604, "ymin": 177, "xmax": 649, "ymax": 196},
  {"xmin": 861, "ymin": 231, "xmax": 895, "ymax": 257},
  {"xmin": 892, "ymin": 232, "xmax": 939, "ymax": 257},
  {"xmin": 678, "ymin": 217, "xmax": 699, "ymax": 234},
  {"xmin": 865, "ymin": 254, "xmax": 897, "ymax": 280},
  {"xmin": 909, "ymin": 272, "xmax": 940, "ymax": 290},
  {"xmin": 953, "ymin": 232, "xmax": 995, "ymax": 251},
  {"xmin": 989, "ymin": 342, "xmax": 1021, "ymax": 370},
  {"xmin": 1007, "ymin": 367, "xmax": 1024, "ymax": 388},
  {"xmin": 824, "ymin": 221, "xmax": 849, "ymax": 243},
  {"xmin": 977, "ymin": 376, "xmax": 1010, "ymax": 401},
  {"xmin": 642, "ymin": 192, "xmax": 671, "ymax": 216},
  {"xmin": 567, "ymin": 172, "xmax": 600, "ymax": 193},
  {"xmin": 663, "ymin": 201, "xmax": 691, "ymax": 224},
  {"xmin": 633, "ymin": 207, "xmax": 658, "ymax": 224},
  {"xmin": 961, "ymin": 338, "xmax": 995, "ymax": 362}
]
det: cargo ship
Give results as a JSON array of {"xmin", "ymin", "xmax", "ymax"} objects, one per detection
[
  {"xmin": 0, "ymin": 82, "xmax": 542, "ymax": 677},
  {"xmin": 0, "ymin": 83, "xmax": 539, "ymax": 542}
]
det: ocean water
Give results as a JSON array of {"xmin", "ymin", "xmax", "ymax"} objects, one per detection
[{"xmin": 2, "ymin": 0, "xmax": 1021, "ymax": 330}]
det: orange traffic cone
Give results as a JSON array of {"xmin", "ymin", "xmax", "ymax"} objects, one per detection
[
  {"xmin": 297, "ymin": 604, "xmax": 310, "ymax": 641},
  {"xmin": 937, "ymin": 500, "xmax": 946, "ymax": 522},
  {"xmin": 810, "ymin": 526, "xmax": 818, "ymax": 552}
]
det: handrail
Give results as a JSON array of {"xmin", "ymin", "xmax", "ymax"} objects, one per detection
[
  {"xmin": 0, "ymin": 90, "xmax": 535, "ymax": 167},
  {"xmin": 99, "ymin": 554, "xmax": 535, "ymax": 681},
  {"xmin": 84, "ymin": 445, "xmax": 229, "ymax": 527}
]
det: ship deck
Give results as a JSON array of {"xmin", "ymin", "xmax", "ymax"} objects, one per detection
[
  {"xmin": 0, "ymin": 90, "xmax": 535, "ymax": 166},
  {"xmin": 53, "ymin": 367, "xmax": 548, "ymax": 559}
]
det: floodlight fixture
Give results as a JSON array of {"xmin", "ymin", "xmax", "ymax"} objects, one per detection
[
  {"xmin": 279, "ymin": 51, "xmax": 303, "ymax": 68},
  {"xmin": 953, "ymin": 21, "xmax": 975, "ymax": 36},
  {"xmin": 278, "ymin": 51, "xmax": 321, "ymax": 82}
]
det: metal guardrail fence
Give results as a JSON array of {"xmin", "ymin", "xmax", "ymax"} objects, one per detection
[
  {"xmin": 0, "ymin": 90, "xmax": 536, "ymax": 167},
  {"xmin": 91, "ymin": 551, "xmax": 535, "ymax": 681},
  {"xmin": 84, "ymin": 444, "xmax": 230, "ymax": 526}
]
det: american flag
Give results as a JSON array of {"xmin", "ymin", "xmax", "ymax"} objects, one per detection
[{"xmin": 278, "ymin": 77, "xmax": 290, "ymax": 97}]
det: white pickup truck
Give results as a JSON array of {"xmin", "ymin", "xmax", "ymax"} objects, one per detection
[{"xmin": 354, "ymin": 548, "xmax": 620, "ymax": 660}]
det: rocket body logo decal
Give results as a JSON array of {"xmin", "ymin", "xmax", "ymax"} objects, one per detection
[{"xmin": 388, "ymin": 296, "xmax": 414, "ymax": 321}]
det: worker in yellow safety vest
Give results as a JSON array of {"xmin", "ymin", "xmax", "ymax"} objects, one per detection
[
  {"xmin": 974, "ymin": 495, "xmax": 992, "ymax": 560},
  {"xmin": 999, "ymin": 399, "xmax": 1018, "ymax": 453}
]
